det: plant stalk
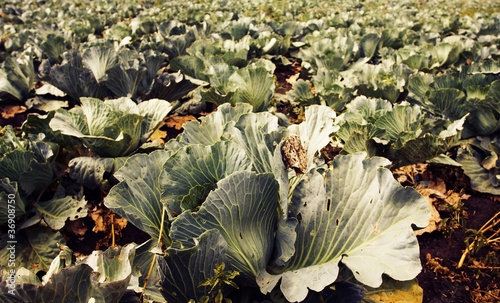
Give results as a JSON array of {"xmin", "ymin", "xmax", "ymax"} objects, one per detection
[
  {"xmin": 140, "ymin": 205, "xmax": 167, "ymax": 300},
  {"xmin": 458, "ymin": 211, "xmax": 500, "ymax": 268}
]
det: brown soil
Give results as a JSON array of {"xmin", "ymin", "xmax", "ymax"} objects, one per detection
[{"xmin": 417, "ymin": 195, "xmax": 500, "ymax": 303}]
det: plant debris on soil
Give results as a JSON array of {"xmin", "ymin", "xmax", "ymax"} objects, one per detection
[{"xmin": 393, "ymin": 163, "xmax": 500, "ymax": 303}]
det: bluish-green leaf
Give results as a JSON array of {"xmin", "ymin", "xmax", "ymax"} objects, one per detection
[
  {"xmin": 260, "ymin": 153, "xmax": 431, "ymax": 302},
  {"xmin": 162, "ymin": 141, "xmax": 252, "ymax": 214},
  {"xmin": 180, "ymin": 103, "xmax": 253, "ymax": 146},
  {"xmin": 288, "ymin": 105, "xmax": 338, "ymax": 171},
  {"xmin": 49, "ymin": 97, "xmax": 171, "ymax": 157},
  {"xmin": 170, "ymin": 171, "xmax": 279, "ymax": 282},
  {"xmin": 105, "ymin": 150, "xmax": 173, "ymax": 245},
  {"xmin": 35, "ymin": 188, "xmax": 87, "ymax": 230},
  {"xmin": 158, "ymin": 229, "xmax": 229, "ymax": 303},
  {"xmin": 228, "ymin": 61, "xmax": 275, "ymax": 112},
  {"xmin": 227, "ymin": 112, "xmax": 286, "ymax": 174},
  {"xmin": 69, "ymin": 156, "xmax": 128, "ymax": 189}
]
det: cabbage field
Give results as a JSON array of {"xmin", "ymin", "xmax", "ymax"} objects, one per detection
[{"xmin": 1, "ymin": 0, "xmax": 500, "ymax": 302}]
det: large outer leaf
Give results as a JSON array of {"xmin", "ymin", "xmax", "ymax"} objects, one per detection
[
  {"xmin": 50, "ymin": 97, "xmax": 171, "ymax": 157},
  {"xmin": 48, "ymin": 50, "xmax": 107, "ymax": 101},
  {"xmin": 103, "ymin": 63, "xmax": 145, "ymax": 99},
  {"xmin": 228, "ymin": 62, "xmax": 275, "ymax": 112},
  {"xmin": 22, "ymin": 112, "xmax": 80, "ymax": 150},
  {"xmin": 137, "ymin": 50, "xmax": 168, "ymax": 97},
  {"xmin": 0, "ymin": 265, "xmax": 93, "ymax": 303},
  {"xmin": 264, "ymin": 106, "xmax": 338, "ymax": 267},
  {"xmin": 158, "ymin": 229, "xmax": 229, "ymax": 303},
  {"xmin": 137, "ymin": 98, "xmax": 173, "ymax": 142},
  {"xmin": 259, "ymin": 153, "xmax": 430, "ymax": 302},
  {"xmin": 129, "ymin": 240, "xmax": 164, "ymax": 302},
  {"xmin": 0, "ymin": 179, "xmax": 26, "ymax": 224},
  {"xmin": 298, "ymin": 34, "xmax": 356, "ymax": 74},
  {"xmin": 286, "ymin": 79, "xmax": 319, "ymax": 106},
  {"xmin": 359, "ymin": 33, "xmax": 381, "ymax": 60},
  {"xmin": 162, "ymin": 141, "xmax": 252, "ymax": 214},
  {"xmin": 456, "ymin": 140, "xmax": 500, "ymax": 195},
  {"xmin": 336, "ymin": 123, "xmax": 384, "ymax": 156},
  {"xmin": 397, "ymin": 115, "xmax": 467, "ymax": 165},
  {"xmin": 227, "ymin": 112, "xmax": 286, "ymax": 174},
  {"xmin": 336, "ymin": 96, "xmax": 393, "ymax": 125},
  {"xmin": 425, "ymin": 42, "xmax": 462, "ymax": 69},
  {"xmin": 39, "ymin": 34, "xmax": 66, "ymax": 63},
  {"xmin": 428, "ymin": 88, "xmax": 467, "ymax": 118},
  {"xmin": 35, "ymin": 189, "xmax": 88, "ymax": 230},
  {"xmin": 374, "ymin": 102, "xmax": 423, "ymax": 146},
  {"xmin": 169, "ymin": 55, "xmax": 207, "ymax": 81},
  {"xmin": 272, "ymin": 141, "xmax": 298, "ymax": 266},
  {"xmin": 1, "ymin": 245, "xmax": 135, "ymax": 303},
  {"xmin": 0, "ymin": 126, "xmax": 54, "ymax": 196},
  {"xmin": 78, "ymin": 244, "xmax": 136, "ymax": 303},
  {"xmin": 0, "ymin": 69, "xmax": 23, "ymax": 102},
  {"xmin": 312, "ymin": 68, "xmax": 355, "ymax": 113},
  {"xmin": 200, "ymin": 62, "xmax": 238, "ymax": 105},
  {"xmin": 0, "ymin": 224, "xmax": 65, "ymax": 275},
  {"xmin": 82, "ymin": 46, "xmax": 119, "ymax": 83},
  {"xmin": 347, "ymin": 61, "xmax": 411, "ymax": 103},
  {"xmin": 288, "ymin": 105, "xmax": 338, "ymax": 171},
  {"xmin": 170, "ymin": 171, "xmax": 279, "ymax": 282},
  {"xmin": 0, "ymin": 53, "xmax": 35, "ymax": 102},
  {"xmin": 0, "ymin": 125, "xmax": 24, "ymax": 154},
  {"xmin": 69, "ymin": 156, "xmax": 128, "ymax": 189},
  {"xmin": 180, "ymin": 103, "xmax": 253, "ymax": 146},
  {"xmin": 105, "ymin": 150, "xmax": 173, "ymax": 245},
  {"xmin": 0, "ymin": 151, "xmax": 33, "ymax": 185},
  {"xmin": 49, "ymin": 98, "xmax": 123, "ymax": 156}
]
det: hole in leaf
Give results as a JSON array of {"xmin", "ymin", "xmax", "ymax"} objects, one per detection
[
  {"xmin": 36, "ymin": 270, "xmax": 46, "ymax": 281},
  {"xmin": 297, "ymin": 213, "xmax": 302, "ymax": 223},
  {"xmin": 327, "ymin": 198, "xmax": 331, "ymax": 211},
  {"xmin": 336, "ymin": 218, "xmax": 340, "ymax": 226},
  {"xmin": 240, "ymin": 233, "xmax": 243, "ymax": 240}
]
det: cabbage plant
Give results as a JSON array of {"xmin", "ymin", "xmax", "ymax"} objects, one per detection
[
  {"xmin": 104, "ymin": 103, "xmax": 431, "ymax": 302},
  {"xmin": 0, "ymin": 126, "xmax": 87, "ymax": 285},
  {"xmin": 457, "ymin": 136, "xmax": 500, "ymax": 195},
  {"xmin": 0, "ymin": 52, "xmax": 35, "ymax": 103},
  {"xmin": 407, "ymin": 62, "xmax": 500, "ymax": 138},
  {"xmin": 0, "ymin": 125, "xmax": 55, "ymax": 224},
  {"xmin": 332, "ymin": 96, "xmax": 467, "ymax": 167},
  {"xmin": 46, "ymin": 97, "xmax": 172, "ymax": 188},
  {"xmin": 0, "ymin": 244, "xmax": 138, "ymax": 302}
]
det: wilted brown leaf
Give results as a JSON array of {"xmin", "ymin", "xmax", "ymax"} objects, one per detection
[
  {"xmin": 164, "ymin": 115, "xmax": 197, "ymax": 130},
  {"xmin": 395, "ymin": 164, "xmax": 471, "ymax": 235},
  {"xmin": 0, "ymin": 104, "xmax": 27, "ymax": 119},
  {"xmin": 148, "ymin": 127, "xmax": 168, "ymax": 144},
  {"xmin": 414, "ymin": 189, "xmax": 442, "ymax": 236},
  {"xmin": 426, "ymin": 253, "xmax": 451, "ymax": 275},
  {"xmin": 90, "ymin": 207, "xmax": 127, "ymax": 249},
  {"xmin": 282, "ymin": 133, "xmax": 307, "ymax": 175},
  {"xmin": 393, "ymin": 163, "xmax": 429, "ymax": 185}
]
